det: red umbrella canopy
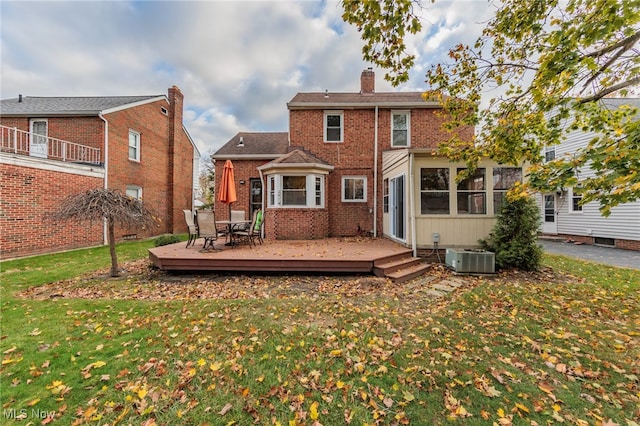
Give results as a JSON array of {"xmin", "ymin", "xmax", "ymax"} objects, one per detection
[{"xmin": 218, "ymin": 160, "xmax": 237, "ymax": 213}]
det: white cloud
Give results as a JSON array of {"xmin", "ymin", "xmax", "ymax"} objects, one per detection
[{"xmin": 1, "ymin": 0, "xmax": 489, "ymax": 155}]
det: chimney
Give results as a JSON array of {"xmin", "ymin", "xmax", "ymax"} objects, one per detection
[
  {"xmin": 360, "ymin": 67, "xmax": 375, "ymax": 95},
  {"xmin": 18, "ymin": 94, "xmax": 22, "ymax": 103}
]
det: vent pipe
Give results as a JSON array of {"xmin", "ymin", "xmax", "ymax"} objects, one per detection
[{"xmin": 18, "ymin": 94, "xmax": 22, "ymax": 103}]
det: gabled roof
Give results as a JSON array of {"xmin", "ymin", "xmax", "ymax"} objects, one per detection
[
  {"xmin": 213, "ymin": 132, "xmax": 289, "ymax": 159},
  {"xmin": 257, "ymin": 148, "xmax": 334, "ymax": 173},
  {"xmin": 287, "ymin": 92, "xmax": 441, "ymax": 109},
  {"xmin": 0, "ymin": 95, "xmax": 166, "ymax": 116}
]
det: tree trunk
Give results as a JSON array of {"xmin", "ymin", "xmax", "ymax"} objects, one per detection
[{"xmin": 108, "ymin": 218, "xmax": 119, "ymax": 277}]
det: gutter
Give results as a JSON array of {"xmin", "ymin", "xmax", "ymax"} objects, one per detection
[{"xmin": 99, "ymin": 112, "xmax": 109, "ymax": 246}]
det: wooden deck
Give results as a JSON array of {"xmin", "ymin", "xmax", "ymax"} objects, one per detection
[{"xmin": 149, "ymin": 237, "xmax": 429, "ymax": 281}]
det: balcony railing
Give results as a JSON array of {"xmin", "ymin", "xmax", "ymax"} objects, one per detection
[{"xmin": 0, "ymin": 125, "xmax": 102, "ymax": 165}]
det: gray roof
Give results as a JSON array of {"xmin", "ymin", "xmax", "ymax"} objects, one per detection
[
  {"xmin": 288, "ymin": 91, "xmax": 441, "ymax": 109},
  {"xmin": 213, "ymin": 132, "xmax": 289, "ymax": 158},
  {"xmin": 0, "ymin": 95, "xmax": 165, "ymax": 116}
]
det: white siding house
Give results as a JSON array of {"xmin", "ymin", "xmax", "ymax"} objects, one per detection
[{"xmin": 537, "ymin": 98, "xmax": 640, "ymax": 251}]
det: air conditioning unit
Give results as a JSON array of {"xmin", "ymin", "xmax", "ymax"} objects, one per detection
[{"xmin": 445, "ymin": 249, "xmax": 495, "ymax": 274}]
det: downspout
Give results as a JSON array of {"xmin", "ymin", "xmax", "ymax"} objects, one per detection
[
  {"xmin": 373, "ymin": 106, "xmax": 378, "ymax": 237},
  {"xmin": 99, "ymin": 113, "xmax": 109, "ymax": 246},
  {"xmin": 258, "ymin": 168, "xmax": 265, "ymax": 240},
  {"xmin": 409, "ymin": 151, "xmax": 417, "ymax": 257}
]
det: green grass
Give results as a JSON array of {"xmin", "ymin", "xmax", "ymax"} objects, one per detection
[{"xmin": 1, "ymin": 242, "xmax": 638, "ymax": 425}]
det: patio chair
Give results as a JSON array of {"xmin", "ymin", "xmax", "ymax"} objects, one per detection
[
  {"xmin": 230, "ymin": 209, "xmax": 245, "ymax": 222},
  {"xmin": 196, "ymin": 210, "xmax": 226, "ymax": 250},
  {"xmin": 231, "ymin": 209, "xmax": 259, "ymax": 248},
  {"xmin": 252, "ymin": 208, "xmax": 264, "ymax": 245},
  {"xmin": 183, "ymin": 209, "xmax": 198, "ymax": 248}
]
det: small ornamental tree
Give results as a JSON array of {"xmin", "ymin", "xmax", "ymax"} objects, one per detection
[
  {"xmin": 52, "ymin": 188, "xmax": 158, "ymax": 277},
  {"xmin": 480, "ymin": 184, "xmax": 543, "ymax": 271}
]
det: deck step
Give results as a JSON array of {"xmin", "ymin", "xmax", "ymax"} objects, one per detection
[
  {"xmin": 373, "ymin": 255, "xmax": 421, "ymax": 277},
  {"xmin": 385, "ymin": 262, "xmax": 431, "ymax": 283}
]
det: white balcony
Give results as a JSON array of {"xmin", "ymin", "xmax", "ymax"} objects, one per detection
[{"xmin": 0, "ymin": 125, "xmax": 101, "ymax": 165}]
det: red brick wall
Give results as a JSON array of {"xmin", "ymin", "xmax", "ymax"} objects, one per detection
[
  {"xmin": 1, "ymin": 88, "xmax": 196, "ymax": 255},
  {"xmin": 265, "ymin": 208, "xmax": 329, "ymax": 240},
  {"xmin": 0, "ymin": 116, "xmax": 105, "ymax": 162},
  {"xmin": 104, "ymin": 97, "xmax": 192, "ymax": 238},
  {"xmin": 554, "ymin": 233, "xmax": 640, "ymax": 252},
  {"xmin": 213, "ymin": 159, "xmax": 270, "ymax": 221},
  {"xmin": 0, "ymin": 163, "xmax": 104, "ymax": 259},
  {"xmin": 287, "ymin": 107, "xmax": 466, "ymax": 237},
  {"xmin": 616, "ymin": 239, "xmax": 640, "ymax": 251}
]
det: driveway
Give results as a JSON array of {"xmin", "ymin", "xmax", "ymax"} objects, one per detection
[{"xmin": 539, "ymin": 239, "xmax": 640, "ymax": 270}]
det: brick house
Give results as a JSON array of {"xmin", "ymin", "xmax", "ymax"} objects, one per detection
[
  {"xmin": 213, "ymin": 69, "xmax": 523, "ymax": 254},
  {"xmin": 0, "ymin": 86, "xmax": 200, "ymax": 259}
]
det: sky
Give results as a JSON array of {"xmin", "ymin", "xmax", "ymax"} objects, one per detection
[{"xmin": 0, "ymin": 0, "xmax": 495, "ymax": 158}]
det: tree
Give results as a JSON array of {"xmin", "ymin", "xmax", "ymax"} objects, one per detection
[
  {"xmin": 52, "ymin": 189, "xmax": 158, "ymax": 277},
  {"xmin": 343, "ymin": 0, "xmax": 640, "ymax": 215},
  {"xmin": 198, "ymin": 152, "xmax": 216, "ymax": 208},
  {"xmin": 480, "ymin": 186, "xmax": 543, "ymax": 271}
]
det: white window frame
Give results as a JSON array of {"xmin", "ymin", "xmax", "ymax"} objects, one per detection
[
  {"xmin": 544, "ymin": 145, "xmax": 556, "ymax": 162},
  {"xmin": 569, "ymin": 187, "xmax": 583, "ymax": 213},
  {"xmin": 126, "ymin": 185, "xmax": 142, "ymax": 200},
  {"xmin": 391, "ymin": 110, "xmax": 410, "ymax": 147},
  {"xmin": 266, "ymin": 174, "xmax": 325, "ymax": 208},
  {"xmin": 342, "ymin": 176, "xmax": 367, "ymax": 202},
  {"xmin": 324, "ymin": 111, "xmax": 343, "ymax": 143},
  {"xmin": 128, "ymin": 130, "xmax": 141, "ymax": 161}
]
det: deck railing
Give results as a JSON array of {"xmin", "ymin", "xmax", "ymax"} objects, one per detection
[{"xmin": 0, "ymin": 125, "xmax": 102, "ymax": 165}]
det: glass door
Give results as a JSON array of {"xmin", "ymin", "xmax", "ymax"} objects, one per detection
[{"xmin": 30, "ymin": 119, "xmax": 48, "ymax": 158}]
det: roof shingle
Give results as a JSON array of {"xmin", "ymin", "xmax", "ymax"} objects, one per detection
[{"xmin": 0, "ymin": 95, "xmax": 164, "ymax": 116}]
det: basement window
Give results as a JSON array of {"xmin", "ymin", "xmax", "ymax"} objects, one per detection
[{"xmin": 594, "ymin": 237, "xmax": 615, "ymax": 247}]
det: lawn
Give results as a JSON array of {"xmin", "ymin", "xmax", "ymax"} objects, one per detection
[{"xmin": 1, "ymin": 241, "xmax": 638, "ymax": 425}]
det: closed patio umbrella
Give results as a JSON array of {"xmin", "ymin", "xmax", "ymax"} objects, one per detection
[{"xmin": 218, "ymin": 159, "xmax": 237, "ymax": 220}]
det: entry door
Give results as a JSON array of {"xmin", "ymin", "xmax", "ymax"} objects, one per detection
[
  {"xmin": 542, "ymin": 194, "xmax": 557, "ymax": 234},
  {"xmin": 390, "ymin": 175, "xmax": 405, "ymax": 240},
  {"xmin": 30, "ymin": 119, "xmax": 48, "ymax": 158},
  {"xmin": 249, "ymin": 178, "xmax": 262, "ymax": 218}
]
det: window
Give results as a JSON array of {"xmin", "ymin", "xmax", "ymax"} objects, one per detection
[
  {"xmin": 128, "ymin": 130, "xmax": 140, "ymax": 161},
  {"xmin": 492, "ymin": 167, "xmax": 522, "ymax": 214},
  {"xmin": 268, "ymin": 176, "xmax": 276, "ymax": 206},
  {"xmin": 391, "ymin": 111, "xmax": 410, "ymax": 147},
  {"xmin": 267, "ymin": 174, "xmax": 325, "ymax": 208},
  {"xmin": 126, "ymin": 185, "xmax": 142, "ymax": 200},
  {"xmin": 342, "ymin": 176, "xmax": 367, "ymax": 202},
  {"xmin": 570, "ymin": 187, "xmax": 583, "ymax": 212},
  {"xmin": 315, "ymin": 176, "xmax": 323, "ymax": 207},
  {"xmin": 457, "ymin": 168, "xmax": 486, "ymax": 214},
  {"xmin": 324, "ymin": 111, "xmax": 343, "ymax": 142},
  {"xmin": 544, "ymin": 146, "xmax": 556, "ymax": 162},
  {"xmin": 420, "ymin": 168, "xmax": 450, "ymax": 214},
  {"xmin": 383, "ymin": 178, "xmax": 389, "ymax": 213},
  {"xmin": 282, "ymin": 176, "xmax": 307, "ymax": 206}
]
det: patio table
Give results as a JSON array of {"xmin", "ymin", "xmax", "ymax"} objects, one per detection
[{"xmin": 216, "ymin": 220, "xmax": 251, "ymax": 246}]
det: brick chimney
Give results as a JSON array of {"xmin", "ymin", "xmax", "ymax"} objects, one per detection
[
  {"xmin": 167, "ymin": 85, "xmax": 184, "ymax": 233},
  {"xmin": 360, "ymin": 67, "xmax": 375, "ymax": 95}
]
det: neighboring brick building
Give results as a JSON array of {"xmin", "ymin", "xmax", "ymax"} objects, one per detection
[
  {"xmin": 0, "ymin": 86, "xmax": 200, "ymax": 259},
  {"xmin": 213, "ymin": 69, "xmax": 524, "ymax": 252}
]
